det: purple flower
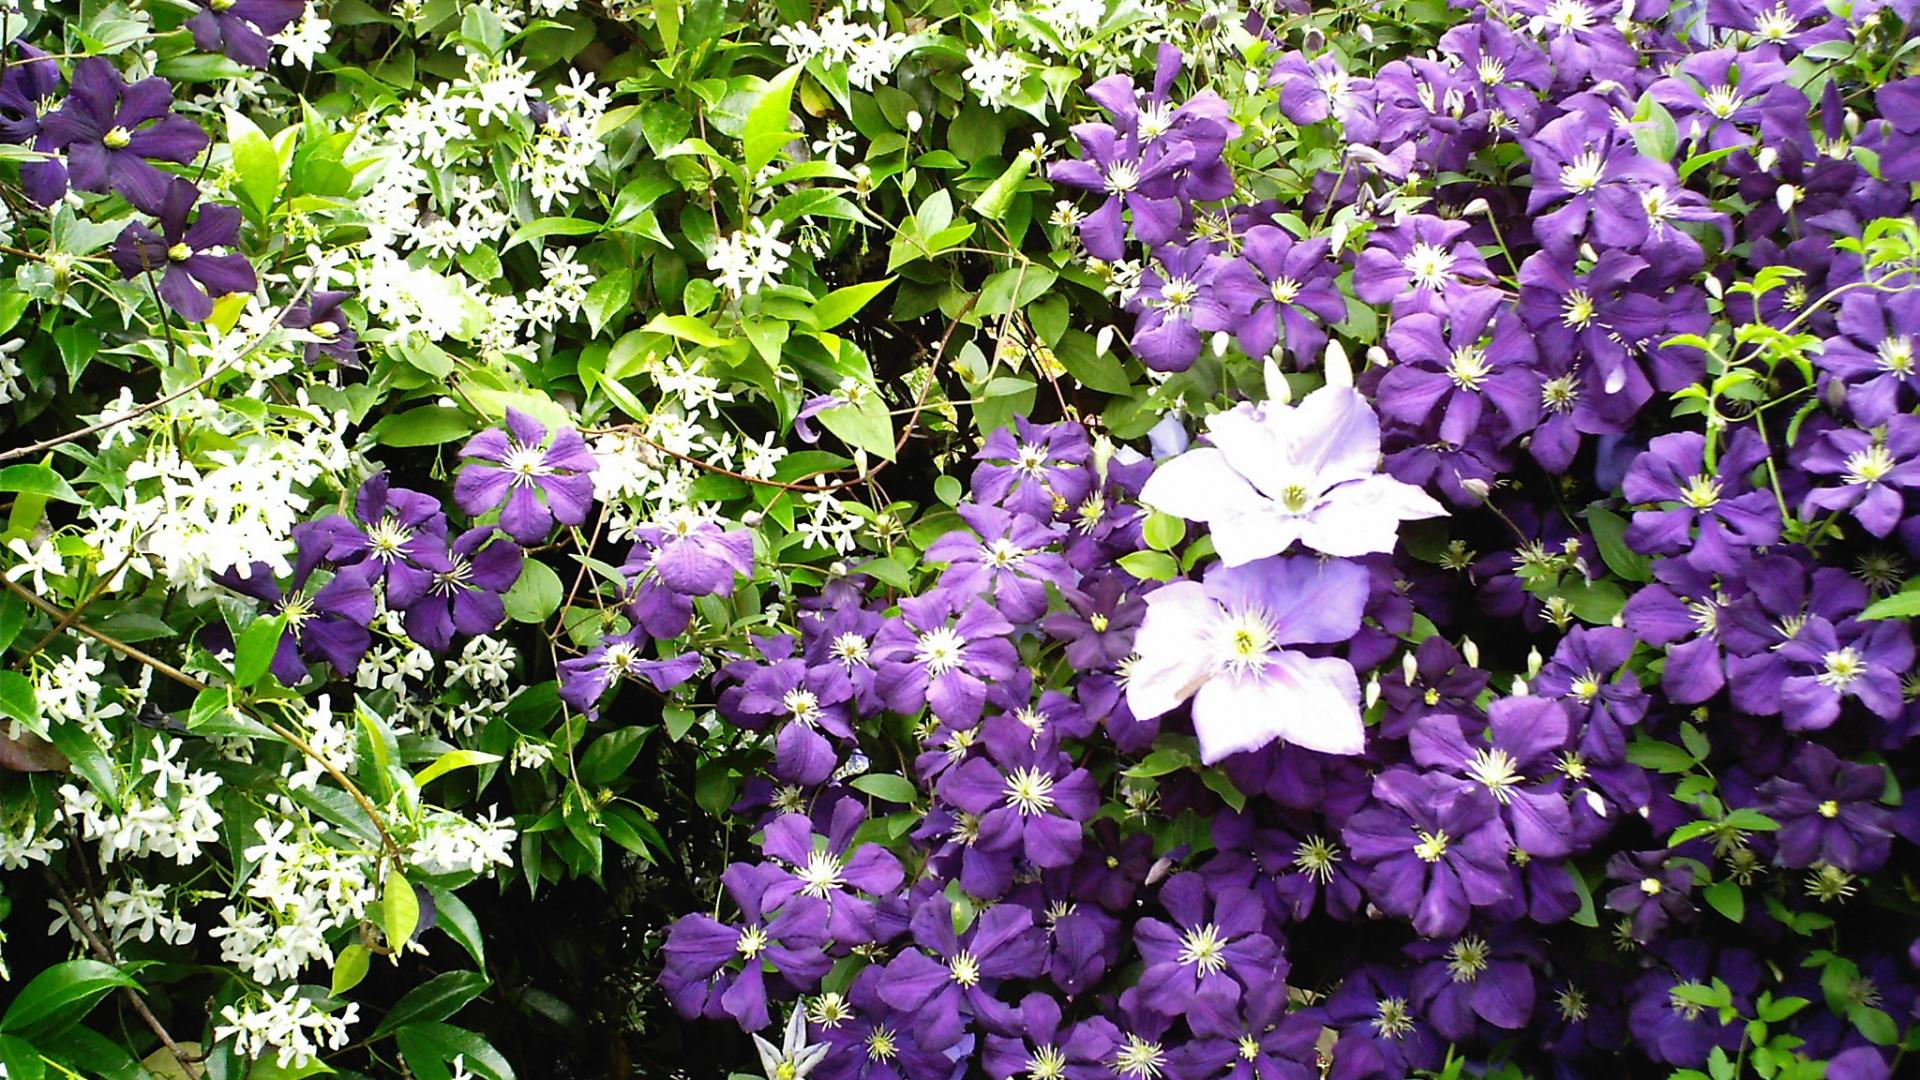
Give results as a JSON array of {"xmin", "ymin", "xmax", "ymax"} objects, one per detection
[
  {"xmin": 283, "ymin": 290, "xmax": 362, "ymax": 368},
  {"xmin": 983, "ymin": 993, "xmax": 1118, "ymax": 1080},
  {"xmin": 0, "ymin": 43, "xmax": 71, "ymax": 206},
  {"xmin": 1815, "ymin": 290, "xmax": 1918, "ymax": 427},
  {"xmin": 1124, "ymin": 240, "xmax": 1237, "ymax": 373},
  {"xmin": 1604, "ymin": 850, "xmax": 1695, "ymax": 943},
  {"xmin": 1620, "ymin": 429, "xmax": 1781, "ymax": 573},
  {"xmin": 1522, "ymin": 107, "xmax": 1665, "ymax": 257},
  {"xmin": 321, "ymin": 472, "xmax": 451, "ymax": 607},
  {"xmin": 454, "ymin": 407, "xmax": 598, "ymax": 544},
  {"xmin": 1772, "ymin": 614, "xmax": 1913, "ymax": 731},
  {"xmin": 212, "ymin": 521, "xmax": 375, "ymax": 685},
  {"xmin": 729, "ymin": 658, "xmax": 855, "ymax": 787},
  {"xmin": 40, "ymin": 58, "xmax": 209, "ymax": 213},
  {"xmin": 1626, "ymin": 943, "xmax": 1760, "ymax": 1067},
  {"xmin": 1531, "ymin": 626, "xmax": 1648, "ymax": 756},
  {"xmin": 1211, "ymin": 226, "xmax": 1347, "ymax": 365},
  {"xmin": 924, "ymin": 505, "xmax": 1073, "ymax": 624},
  {"xmin": 1344, "ymin": 768, "xmax": 1512, "ymax": 938},
  {"xmin": 758, "ymin": 799, "xmax": 904, "ymax": 946},
  {"xmin": 185, "ymin": 0, "xmax": 305, "ymax": 69},
  {"xmin": 1138, "ymin": 386, "xmax": 1445, "ymax": 565},
  {"xmin": 872, "ymin": 595, "xmax": 1020, "ymax": 726},
  {"xmin": 1405, "ymin": 933, "xmax": 1538, "ymax": 1042},
  {"xmin": 621, "ymin": 519, "xmax": 756, "ymax": 636},
  {"xmin": 1379, "ymin": 287, "xmax": 1541, "ymax": 447},
  {"xmin": 1648, "ymin": 49, "xmax": 1788, "ymax": 152},
  {"xmin": 1047, "ymin": 122, "xmax": 1193, "ymax": 261},
  {"xmin": 1132, "ymin": 874, "xmax": 1285, "ymax": 1014},
  {"xmin": 1621, "ymin": 557, "xmax": 1741, "ymax": 705},
  {"xmin": 400, "ymin": 527, "xmax": 522, "ymax": 654},
  {"xmin": 109, "ymin": 178, "xmax": 256, "ymax": 322},
  {"xmin": 1351, "ymin": 215, "xmax": 1494, "ymax": 313},
  {"xmin": 1267, "ymin": 53, "xmax": 1366, "ymax": 127},
  {"xmin": 812, "ymin": 969, "xmax": 954, "ymax": 1080},
  {"xmin": 1796, "ymin": 416, "xmax": 1920, "ymax": 538},
  {"xmin": 1039, "ymin": 574, "xmax": 1143, "ymax": 671},
  {"xmin": 1323, "ymin": 966, "xmax": 1443, "ymax": 1080},
  {"xmin": 1176, "ymin": 981, "xmax": 1321, "ymax": 1080},
  {"xmin": 660, "ymin": 862, "xmax": 833, "ymax": 1032},
  {"xmin": 971, "ymin": 418, "xmax": 1093, "ymax": 521},
  {"xmin": 937, "ymin": 718, "xmax": 1099, "ymax": 874},
  {"xmin": 1755, "ymin": 744, "xmax": 1892, "ymax": 872},
  {"xmin": 1127, "ymin": 557, "xmax": 1370, "ymax": 761},
  {"xmin": 1409, "ymin": 697, "xmax": 1574, "ymax": 859},
  {"xmin": 879, "ymin": 894, "xmax": 1044, "ymax": 1051},
  {"xmin": 557, "ymin": 628, "xmax": 702, "ymax": 713}
]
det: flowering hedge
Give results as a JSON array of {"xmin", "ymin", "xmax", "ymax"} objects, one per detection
[{"xmin": 2, "ymin": 0, "xmax": 1920, "ymax": 1076}]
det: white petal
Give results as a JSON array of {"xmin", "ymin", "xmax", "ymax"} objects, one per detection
[
  {"xmin": 1138, "ymin": 447, "xmax": 1260, "ymax": 525},
  {"xmin": 1190, "ymin": 651, "xmax": 1364, "ymax": 763},
  {"xmin": 1126, "ymin": 582, "xmax": 1218, "ymax": 721}
]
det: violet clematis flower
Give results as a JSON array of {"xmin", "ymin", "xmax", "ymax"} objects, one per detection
[
  {"xmin": 1604, "ymin": 850, "xmax": 1695, "ymax": 943},
  {"xmin": 1210, "ymin": 226, "xmax": 1347, "ymax": 365},
  {"xmin": 621, "ymin": 517, "xmax": 757, "ymax": 637},
  {"xmin": 937, "ymin": 718, "xmax": 1099, "ymax": 873},
  {"xmin": 40, "ymin": 58, "xmax": 209, "ymax": 213},
  {"xmin": 1796, "ymin": 416, "xmax": 1920, "ymax": 538},
  {"xmin": 1139, "ymin": 386, "xmax": 1446, "ymax": 564},
  {"xmin": 1620, "ymin": 429, "xmax": 1781, "ymax": 574},
  {"xmin": 971, "ymin": 418, "xmax": 1094, "ymax": 522},
  {"xmin": 1522, "ymin": 105, "xmax": 1665, "ymax": 257},
  {"xmin": 879, "ymin": 894, "xmax": 1045, "ymax": 1051},
  {"xmin": 729, "ymin": 658, "xmax": 856, "ymax": 788},
  {"xmin": 924, "ymin": 505, "xmax": 1073, "ymax": 624},
  {"xmin": 1648, "ymin": 49, "xmax": 1788, "ymax": 152},
  {"xmin": 1755, "ymin": 743, "xmax": 1893, "ymax": 872},
  {"xmin": 321, "ymin": 472, "xmax": 451, "ymax": 605},
  {"xmin": 1531, "ymin": 626, "xmax": 1648, "ymax": 757},
  {"xmin": 1815, "ymin": 290, "xmax": 1919, "ymax": 427},
  {"xmin": 1124, "ymin": 240, "xmax": 1237, "ymax": 373},
  {"xmin": 1621, "ymin": 557, "xmax": 1743, "ymax": 705},
  {"xmin": 871, "ymin": 595, "xmax": 1020, "ymax": 726},
  {"xmin": 1352, "ymin": 215, "xmax": 1495, "ymax": 312},
  {"xmin": 1379, "ymin": 287, "xmax": 1542, "ymax": 447},
  {"xmin": 1039, "ymin": 573, "xmax": 1143, "ymax": 671},
  {"xmin": 1627, "ymin": 943, "xmax": 1759, "ymax": 1067},
  {"xmin": 1343, "ymin": 768, "xmax": 1513, "ymax": 938},
  {"xmin": 1773, "ymin": 614, "xmax": 1913, "ymax": 731},
  {"xmin": 758, "ymin": 799, "xmax": 904, "ymax": 946},
  {"xmin": 110, "ymin": 178, "xmax": 256, "ymax": 322},
  {"xmin": 400, "ymin": 527, "xmax": 523, "ymax": 654},
  {"xmin": 1046, "ymin": 123, "xmax": 1194, "ymax": 261},
  {"xmin": 1323, "ymin": 966, "xmax": 1444, "ymax": 1080},
  {"xmin": 1132, "ymin": 874, "xmax": 1285, "ymax": 1014},
  {"xmin": 557, "ymin": 628, "xmax": 702, "ymax": 713},
  {"xmin": 1127, "ymin": 556, "xmax": 1370, "ymax": 761},
  {"xmin": 1267, "ymin": 52, "xmax": 1367, "ymax": 127},
  {"xmin": 455, "ymin": 408, "xmax": 598, "ymax": 544},
  {"xmin": 983, "ymin": 993, "xmax": 1119, "ymax": 1080},
  {"xmin": 1409, "ymin": 697, "xmax": 1574, "ymax": 859},
  {"xmin": 1177, "ymin": 980, "xmax": 1322, "ymax": 1080},
  {"xmin": 0, "ymin": 43, "xmax": 71, "ymax": 206},
  {"xmin": 812, "ymin": 968, "xmax": 953, "ymax": 1080},
  {"xmin": 1405, "ymin": 933, "xmax": 1538, "ymax": 1042},
  {"xmin": 660, "ymin": 862, "xmax": 833, "ymax": 1033},
  {"xmin": 282, "ymin": 290, "xmax": 363, "ymax": 368},
  {"xmin": 213, "ymin": 521, "xmax": 376, "ymax": 686},
  {"xmin": 185, "ymin": 0, "xmax": 306, "ymax": 70}
]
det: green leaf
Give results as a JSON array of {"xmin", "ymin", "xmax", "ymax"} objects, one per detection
[
  {"xmin": 331, "ymin": 943, "xmax": 372, "ymax": 996},
  {"xmin": 1859, "ymin": 587, "xmax": 1920, "ymax": 621},
  {"xmin": 383, "ymin": 867, "xmax": 421, "ymax": 950},
  {"xmin": 0, "ymin": 464, "xmax": 80, "ymax": 503},
  {"xmin": 1632, "ymin": 95, "xmax": 1679, "ymax": 162},
  {"xmin": 1702, "ymin": 879, "xmax": 1745, "ymax": 923},
  {"xmin": 0, "ymin": 672, "xmax": 37, "ymax": 728},
  {"xmin": 0, "ymin": 1036, "xmax": 43, "ymax": 1080},
  {"xmin": 395, "ymin": 1023, "xmax": 515, "ymax": 1080},
  {"xmin": 1587, "ymin": 505, "xmax": 1652, "ymax": 582},
  {"xmin": 1200, "ymin": 769, "xmax": 1245, "ymax": 813},
  {"xmin": 370, "ymin": 406, "xmax": 475, "ymax": 447},
  {"xmin": 0, "ymin": 959, "xmax": 137, "ymax": 1035},
  {"xmin": 375, "ymin": 971, "xmax": 490, "ymax": 1037},
  {"xmin": 47, "ymin": 721, "xmax": 116, "ymax": 808},
  {"xmin": 1117, "ymin": 550, "xmax": 1178, "ymax": 582},
  {"xmin": 850, "ymin": 773, "xmax": 918, "ymax": 804},
  {"xmin": 972, "ymin": 150, "xmax": 1034, "ymax": 222},
  {"xmin": 1849, "ymin": 1005, "xmax": 1899, "ymax": 1046},
  {"xmin": 415, "ymin": 749, "xmax": 503, "ymax": 788},
  {"xmin": 432, "ymin": 889, "xmax": 487, "ymax": 969},
  {"xmin": 579, "ymin": 728, "xmax": 649, "ymax": 787},
  {"xmin": 643, "ymin": 313, "xmax": 730, "ymax": 348},
  {"xmin": 226, "ymin": 108, "xmax": 283, "ymax": 217},
  {"xmin": 503, "ymin": 216, "xmax": 601, "ymax": 251},
  {"xmin": 1123, "ymin": 748, "xmax": 1193, "ymax": 779},
  {"xmin": 502, "ymin": 559, "xmax": 563, "ymax": 623},
  {"xmin": 585, "ymin": 268, "xmax": 635, "ymax": 336},
  {"xmin": 1567, "ymin": 864, "xmax": 1599, "ymax": 927},
  {"xmin": 816, "ymin": 395, "xmax": 896, "ymax": 461},
  {"xmin": 933, "ymin": 476, "xmax": 963, "ymax": 507},
  {"xmin": 233, "ymin": 614, "xmax": 286, "ymax": 688},
  {"xmin": 1142, "ymin": 512, "xmax": 1186, "ymax": 552},
  {"xmin": 813, "ymin": 278, "xmax": 895, "ymax": 331},
  {"xmin": 743, "ymin": 66, "xmax": 803, "ymax": 182}
]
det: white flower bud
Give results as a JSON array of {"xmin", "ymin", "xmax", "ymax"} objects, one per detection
[
  {"xmin": 1096, "ymin": 325, "xmax": 1116, "ymax": 356},
  {"xmin": 1579, "ymin": 242, "xmax": 1599, "ymax": 263},
  {"xmin": 1323, "ymin": 340, "xmax": 1353, "ymax": 387},
  {"xmin": 1587, "ymin": 790, "xmax": 1609, "ymax": 817},
  {"xmin": 906, "ymin": 110, "xmax": 923, "ymax": 133},
  {"xmin": 1263, "ymin": 357, "xmax": 1291, "ymax": 405},
  {"xmin": 1527, "ymin": 646, "xmax": 1544, "ymax": 678},
  {"xmin": 1365, "ymin": 675, "xmax": 1382, "ymax": 709},
  {"xmin": 1212, "ymin": 331, "xmax": 1231, "ymax": 357},
  {"xmin": 1461, "ymin": 477, "xmax": 1492, "ymax": 500},
  {"xmin": 1703, "ymin": 274, "xmax": 1724, "ymax": 300},
  {"xmin": 1511, "ymin": 677, "xmax": 1530, "ymax": 696},
  {"xmin": 1461, "ymin": 198, "xmax": 1490, "ymax": 217},
  {"xmin": 1366, "ymin": 345, "xmax": 1390, "ymax": 368},
  {"xmin": 1461, "ymin": 637, "xmax": 1479, "ymax": 669},
  {"xmin": 1356, "ymin": 22, "xmax": 1373, "ymax": 41},
  {"xmin": 1775, "ymin": 184, "xmax": 1800, "ymax": 213},
  {"xmin": 1755, "ymin": 146, "xmax": 1778, "ymax": 173},
  {"xmin": 1402, "ymin": 650, "xmax": 1419, "ymax": 686}
]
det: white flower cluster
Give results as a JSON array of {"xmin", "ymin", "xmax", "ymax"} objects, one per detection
[
  {"xmin": 211, "ymin": 813, "xmax": 378, "ymax": 984},
  {"xmin": 47, "ymin": 880, "xmax": 196, "ymax": 950},
  {"xmin": 517, "ymin": 70, "xmax": 614, "ymax": 210},
  {"xmin": 963, "ymin": 46, "xmax": 1030, "ymax": 111},
  {"xmin": 214, "ymin": 986, "xmax": 361, "ymax": 1069},
  {"xmin": 407, "ymin": 805, "xmax": 517, "ymax": 877},
  {"xmin": 58, "ymin": 746, "xmax": 224, "ymax": 868},
  {"xmin": 771, "ymin": 9, "xmax": 916, "ymax": 89},
  {"xmin": 274, "ymin": 7, "xmax": 333, "ymax": 68},
  {"xmin": 709, "ymin": 217, "xmax": 793, "ymax": 297}
]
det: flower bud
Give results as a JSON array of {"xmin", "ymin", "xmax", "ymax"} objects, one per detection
[
  {"xmin": 1755, "ymin": 146, "xmax": 1778, "ymax": 173},
  {"xmin": 1461, "ymin": 198, "xmax": 1490, "ymax": 217},
  {"xmin": 1096, "ymin": 325, "xmax": 1116, "ymax": 356},
  {"xmin": 1461, "ymin": 637, "xmax": 1479, "ymax": 669},
  {"xmin": 1365, "ymin": 675, "xmax": 1382, "ymax": 709},
  {"xmin": 906, "ymin": 110, "xmax": 923, "ymax": 133},
  {"xmin": 1356, "ymin": 22, "xmax": 1373, "ymax": 41},
  {"xmin": 1461, "ymin": 477, "xmax": 1492, "ymax": 501},
  {"xmin": 1323, "ymin": 340, "xmax": 1353, "ymax": 387},
  {"xmin": 1527, "ymin": 646, "xmax": 1544, "ymax": 678},
  {"xmin": 1402, "ymin": 650, "xmax": 1419, "ymax": 686},
  {"xmin": 1263, "ymin": 357, "xmax": 1291, "ymax": 404},
  {"xmin": 1775, "ymin": 184, "xmax": 1800, "ymax": 213},
  {"xmin": 1366, "ymin": 345, "xmax": 1390, "ymax": 368},
  {"xmin": 1211, "ymin": 330, "xmax": 1231, "ymax": 357},
  {"xmin": 1703, "ymin": 274, "xmax": 1723, "ymax": 299},
  {"xmin": 1511, "ymin": 677, "xmax": 1529, "ymax": 696}
]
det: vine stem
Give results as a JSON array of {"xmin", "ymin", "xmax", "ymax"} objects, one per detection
[
  {"xmin": 0, "ymin": 576, "xmax": 404, "ymax": 862},
  {"xmin": 44, "ymin": 871, "xmax": 204, "ymax": 1077}
]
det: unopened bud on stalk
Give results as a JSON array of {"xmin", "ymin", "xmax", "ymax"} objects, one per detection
[
  {"xmin": 1263, "ymin": 357, "xmax": 1291, "ymax": 404},
  {"xmin": 1461, "ymin": 637, "xmax": 1480, "ymax": 669},
  {"xmin": 1365, "ymin": 675, "xmax": 1382, "ymax": 709},
  {"xmin": 1527, "ymin": 646, "xmax": 1544, "ymax": 678},
  {"xmin": 1461, "ymin": 477, "xmax": 1492, "ymax": 501},
  {"xmin": 1511, "ymin": 677, "xmax": 1530, "ymax": 696},
  {"xmin": 1324, "ymin": 340, "xmax": 1353, "ymax": 387},
  {"xmin": 1402, "ymin": 651, "xmax": 1419, "ymax": 686},
  {"xmin": 1096, "ymin": 325, "xmax": 1116, "ymax": 356},
  {"xmin": 1212, "ymin": 331, "xmax": 1231, "ymax": 357}
]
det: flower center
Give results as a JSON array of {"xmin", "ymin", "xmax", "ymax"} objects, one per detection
[
  {"xmin": 1112, "ymin": 1035, "xmax": 1167, "ymax": 1080},
  {"xmin": 1446, "ymin": 345, "xmax": 1492, "ymax": 390},
  {"xmin": 1446, "ymin": 935, "xmax": 1490, "ymax": 981},
  {"xmin": 1640, "ymin": 876, "xmax": 1664, "ymax": 895},
  {"xmin": 311, "ymin": 320, "xmax": 340, "ymax": 338},
  {"xmin": 1876, "ymin": 336, "xmax": 1915, "ymax": 377},
  {"xmin": 1027, "ymin": 1045, "xmax": 1069, "ymax": 1080},
  {"xmin": 431, "ymin": 555, "xmax": 474, "ymax": 596},
  {"xmin": 1543, "ymin": 0, "xmax": 1596, "ymax": 32},
  {"xmin": 949, "ymin": 811, "xmax": 983, "ymax": 846},
  {"xmin": 1687, "ymin": 598, "xmax": 1721, "ymax": 636},
  {"xmin": 1014, "ymin": 443, "xmax": 1050, "ymax": 477},
  {"xmin": 1269, "ymin": 276, "xmax": 1302, "ymax": 304},
  {"xmin": 1818, "ymin": 647, "xmax": 1865, "ymax": 690},
  {"xmin": 1701, "ymin": 85, "xmax": 1744, "ymax": 120},
  {"xmin": 503, "ymin": 442, "xmax": 552, "ymax": 486},
  {"xmin": 604, "ymin": 642, "xmax": 642, "ymax": 672},
  {"xmin": 1176, "ymin": 923, "xmax": 1230, "ymax": 976},
  {"xmin": 830, "ymin": 632, "xmax": 870, "ymax": 667},
  {"xmin": 1557, "ymin": 751, "xmax": 1590, "ymax": 781},
  {"xmin": 1371, "ymin": 997, "xmax": 1416, "ymax": 1039},
  {"xmin": 1089, "ymin": 613, "xmax": 1110, "ymax": 632},
  {"xmin": 1561, "ymin": 290, "xmax": 1596, "ymax": 328},
  {"xmin": 1560, "ymin": 149, "xmax": 1607, "ymax": 194},
  {"xmin": 1542, "ymin": 374, "xmax": 1581, "ymax": 412},
  {"xmin": 1476, "ymin": 56, "xmax": 1507, "ymax": 85},
  {"xmin": 167, "ymin": 242, "xmax": 193, "ymax": 262},
  {"xmin": 1158, "ymin": 277, "xmax": 1199, "ymax": 315},
  {"xmin": 986, "ymin": 538, "xmax": 1027, "ymax": 568},
  {"xmin": 796, "ymin": 849, "xmax": 846, "ymax": 897},
  {"xmin": 1293, "ymin": 834, "xmax": 1341, "ymax": 884},
  {"xmin": 103, "ymin": 126, "xmax": 133, "ymax": 149},
  {"xmin": 1414, "ymin": 829, "xmax": 1450, "ymax": 862},
  {"xmin": 1556, "ymin": 987, "xmax": 1590, "ymax": 1021},
  {"xmin": 1677, "ymin": 473, "xmax": 1722, "ymax": 509},
  {"xmin": 736, "ymin": 924, "xmax": 769, "ymax": 958},
  {"xmin": 1137, "ymin": 101, "xmax": 1175, "ymax": 141},
  {"xmin": 1003, "ymin": 766, "xmax": 1058, "ymax": 816},
  {"xmin": 783, "ymin": 688, "xmax": 823, "ymax": 725},
  {"xmin": 280, "ymin": 594, "xmax": 314, "ymax": 633},
  {"xmin": 366, "ymin": 516, "xmax": 415, "ymax": 560},
  {"xmin": 1753, "ymin": 3, "xmax": 1797, "ymax": 38},
  {"xmin": 865, "ymin": 1028, "xmax": 898, "ymax": 1061},
  {"xmin": 915, "ymin": 626, "xmax": 968, "ymax": 675},
  {"xmin": 948, "ymin": 950, "xmax": 982, "ymax": 987},
  {"xmin": 1843, "ymin": 445, "xmax": 1895, "ymax": 485},
  {"xmin": 1237, "ymin": 1035, "xmax": 1261, "ymax": 1061},
  {"xmin": 1818, "ymin": 799, "xmax": 1840, "ymax": 818},
  {"xmin": 1217, "ymin": 609, "xmax": 1276, "ymax": 674},
  {"xmin": 1467, "ymin": 747, "xmax": 1523, "ymax": 803},
  {"xmin": 1571, "ymin": 671, "xmax": 1602, "ymax": 701},
  {"xmin": 1104, "ymin": 161, "xmax": 1142, "ymax": 194},
  {"xmin": 1402, "ymin": 242, "xmax": 1457, "ymax": 291}
]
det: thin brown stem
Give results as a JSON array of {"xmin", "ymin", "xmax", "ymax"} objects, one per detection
[{"xmin": 44, "ymin": 872, "xmax": 203, "ymax": 1077}]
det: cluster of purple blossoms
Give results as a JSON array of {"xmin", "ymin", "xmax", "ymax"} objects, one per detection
[{"xmin": 667, "ymin": 2, "xmax": 1920, "ymax": 1076}]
